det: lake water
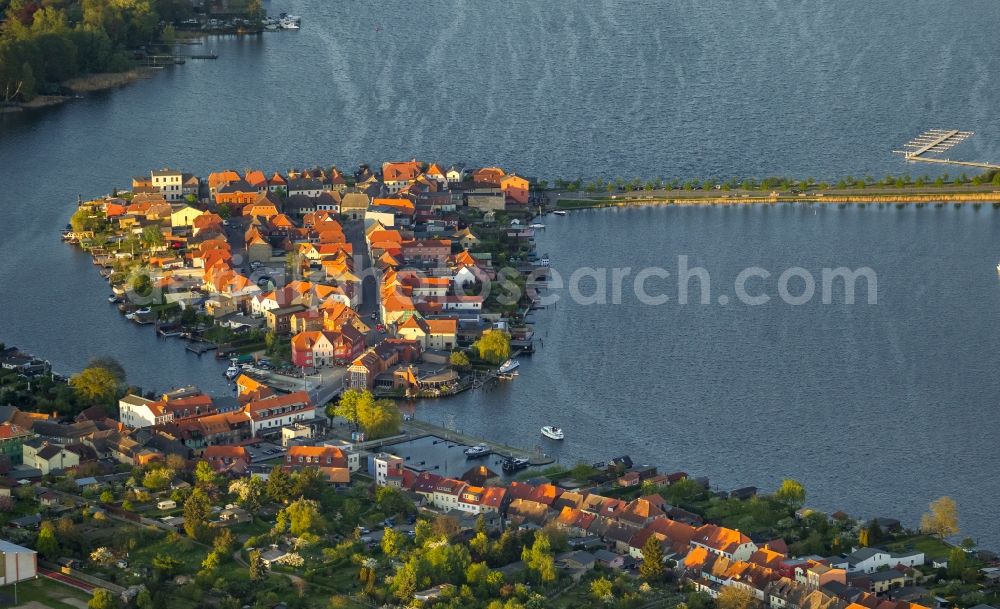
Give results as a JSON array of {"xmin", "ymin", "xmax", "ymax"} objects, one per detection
[{"xmin": 1, "ymin": 0, "xmax": 998, "ymax": 543}]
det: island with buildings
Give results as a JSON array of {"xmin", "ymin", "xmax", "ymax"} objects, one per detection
[{"xmin": 66, "ymin": 161, "xmax": 544, "ymax": 402}]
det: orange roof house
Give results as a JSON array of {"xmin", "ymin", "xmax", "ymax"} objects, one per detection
[
  {"xmin": 473, "ymin": 166, "xmax": 506, "ymax": 186},
  {"xmin": 245, "ymin": 170, "xmax": 268, "ymax": 190},
  {"xmin": 284, "ymin": 446, "xmax": 350, "ymax": 484},
  {"xmin": 243, "ymin": 191, "xmax": 282, "ymax": 219},
  {"xmin": 208, "ymin": 170, "xmax": 241, "ymax": 194},
  {"xmin": 500, "ymin": 174, "xmax": 530, "ymax": 204},
  {"xmin": 382, "ymin": 160, "xmax": 422, "ymax": 184}
]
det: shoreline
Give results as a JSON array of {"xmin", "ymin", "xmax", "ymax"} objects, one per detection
[
  {"xmin": 551, "ymin": 190, "xmax": 1000, "ymax": 210},
  {"xmin": 3, "ymin": 68, "xmax": 161, "ymax": 113}
]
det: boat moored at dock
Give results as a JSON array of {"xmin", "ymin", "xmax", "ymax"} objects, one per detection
[{"xmin": 464, "ymin": 445, "xmax": 491, "ymax": 459}]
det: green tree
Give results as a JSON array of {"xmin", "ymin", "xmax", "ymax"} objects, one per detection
[
  {"xmin": 70, "ymin": 366, "xmax": 121, "ymax": 403},
  {"xmin": 375, "ymin": 485, "xmax": 412, "ymax": 516},
  {"xmin": 357, "ymin": 394, "xmax": 402, "ymax": 439},
  {"xmin": 946, "ymin": 546, "xmax": 968, "ymax": 579},
  {"xmin": 640, "ymin": 535, "xmax": 664, "ymax": 582},
  {"xmin": 774, "ymin": 479, "xmax": 806, "ymax": 510},
  {"xmin": 89, "ymin": 588, "xmax": 118, "ymax": 609},
  {"xmin": 474, "ymin": 330, "xmax": 511, "ymax": 364},
  {"xmin": 141, "ymin": 225, "xmax": 164, "ymax": 248},
  {"xmin": 718, "ymin": 584, "xmax": 757, "ymax": 609},
  {"xmin": 330, "ymin": 388, "xmax": 363, "ymax": 427},
  {"xmin": 391, "ymin": 559, "xmax": 419, "ymax": 601},
  {"xmin": 276, "ymin": 497, "xmax": 325, "ymax": 538},
  {"xmin": 381, "ymin": 526, "xmax": 404, "ymax": 557},
  {"xmin": 36, "ymin": 520, "xmax": 59, "ymax": 559},
  {"xmin": 248, "ymin": 549, "xmax": 267, "ymax": 582},
  {"xmin": 213, "ymin": 528, "xmax": 236, "ymax": 555},
  {"xmin": 143, "ymin": 467, "xmax": 172, "ymax": 491},
  {"xmin": 152, "ymin": 553, "xmax": 182, "ymax": 576},
  {"xmin": 194, "ymin": 460, "xmax": 220, "ymax": 490},
  {"xmin": 229, "ymin": 475, "xmax": 265, "ymax": 513},
  {"xmin": 521, "ymin": 531, "xmax": 556, "ymax": 584},
  {"xmin": 591, "ymin": 576, "xmax": 613, "ymax": 601},
  {"xmin": 69, "ymin": 207, "xmax": 101, "ymax": 232},
  {"xmin": 449, "ymin": 350, "xmax": 471, "ymax": 369},
  {"xmin": 266, "ymin": 465, "xmax": 292, "ymax": 503},
  {"xmin": 183, "ymin": 487, "xmax": 211, "ymax": 540},
  {"xmin": 920, "ymin": 496, "xmax": 959, "ymax": 540}
]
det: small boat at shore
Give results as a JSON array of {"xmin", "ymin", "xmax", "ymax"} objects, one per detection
[
  {"xmin": 498, "ymin": 359, "xmax": 519, "ymax": 374},
  {"xmin": 541, "ymin": 425, "xmax": 564, "ymax": 440},
  {"xmin": 464, "ymin": 445, "xmax": 491, "ymax": 459},
  {"xmin": 996, "ymin": 262, "xmax": 1000, "ymax": 273},
  {"xmin": 225, "ymin": 359, "xmax": 240, "ymax": 380},
  {"xmin": 529, "ymin": 222, "xmax": 546, "ymax": 229},
  {"xmin": 531, "ymin": 256, "xmax": 550, "ymax": 267},
  {"xmin": 502, "ymin": 457, "xmax": 529, "ymax": 473}
]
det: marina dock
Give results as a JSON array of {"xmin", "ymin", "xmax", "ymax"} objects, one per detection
[
  {"xmin": 184, "ymin": 341, "xmax": 217, "ymax": 355},
  {"xmin": 893, "ymin": 129, "xmax": 1000, "ymax": 170}
]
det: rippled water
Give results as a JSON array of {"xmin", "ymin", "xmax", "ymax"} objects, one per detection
[
  {"xmin": 1, "ymin": 0, "xmax": 998, "ymax": 543},
  {"xmin": 416, "ymin": 204, "xmax": 1000, "ymax": 546}
]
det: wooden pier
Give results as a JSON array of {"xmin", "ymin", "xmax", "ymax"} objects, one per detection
[{"xmin": 893, "ymin": 129, "xmax": 1000, "ymax": 170}]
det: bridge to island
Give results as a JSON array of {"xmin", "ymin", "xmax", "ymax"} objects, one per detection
[{"xmin": 894, "ymin": 129, "xmax": 1000, "ymax": 170}]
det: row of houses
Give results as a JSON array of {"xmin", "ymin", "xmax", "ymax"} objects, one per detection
[{"xmin": 367, "ymin": 455, "xmax": 934, "ymax": 609}]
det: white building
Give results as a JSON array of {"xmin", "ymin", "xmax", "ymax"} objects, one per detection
[
  {"xmin": 119, "ymin": 394, "xmax": 173, "ymax": 428},
  {"xmin": 371, "ymin": 453, "xmax": 404, "ymax": 486},
  {"xmin": 831, "ymin": 548, "xmax": 925, "ymax": 573},
  {"xmin": 0, "ymin": 540, "xmax": 37, "ymax": 585},
  {"xmin": 245, "ymin": 392, "xmax": 315, "ymax": 437},
  {"xmin": 151, "ymin": 168, "xmax": 185, "ymax": 201}
]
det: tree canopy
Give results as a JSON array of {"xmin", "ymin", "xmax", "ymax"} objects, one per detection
[
  {"xmin": 474, "ymin": 330, "xmax": 511, "ymax": 365},
  {"xmin": 70, "ymin": 365, "xmax": 121, "ymax": 404},
  {"xmin": 920, "ymin": 496, "xmax": 959, "ymax": 540},
  {"xmin": 332, "ymin": 389, "xmax": 401, "ymax": 439}
]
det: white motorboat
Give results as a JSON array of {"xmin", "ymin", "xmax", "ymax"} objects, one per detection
[
  {"xmin": 529, "ymin": 222, "xmax": 546, "ymax": 229},
  {"xmin": 280, "ymin": 19, "xmax": 299, "ymax": 29},
  {"xmin": 531, "ymin": 257, "xmax": 550, "ymax": 267},
  {"xmin": 996, "ymin": 262, "xmax": 1000, "ymax": 273},
  {"xmin": 552, "ymin": 210, "xmax": 567, "ymax": 216},
  {"xmin": 541, "ymin": 426, "xmax": 564, "ymax": 440},
  {"xmin": 498, "ymin": 359, "xmax": 519, "ymax": 374},
  {"xmin": 464, "ymin": 445, "xmax": 491, "ymax": 459}
]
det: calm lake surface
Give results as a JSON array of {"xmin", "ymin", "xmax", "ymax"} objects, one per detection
[{"xmin": 1, "ymin": 0, "xmax": 999, "ymax": 543}]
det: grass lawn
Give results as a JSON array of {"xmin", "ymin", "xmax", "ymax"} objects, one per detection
[
  {"xmin": 885, "ymin": 534, "xmax": 953, "ymax": 560},
  {"xmin": 555, "ymin": 199, "xmax": 609, "ymax": 209},
  {"xmin": 2, "ymin": 576, "xmax": 92, "ymax": 609},
  {"xmin": 129, "ymin": 533, "xmax": 210, "ymax": 574}
]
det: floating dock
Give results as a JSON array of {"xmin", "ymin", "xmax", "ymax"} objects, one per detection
[{"xmin": 893, "ymin": 129, "xmax": 1000, "ymax": 170}]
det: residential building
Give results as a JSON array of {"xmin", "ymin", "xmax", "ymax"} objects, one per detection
[
  {"xmin": 151, "ymin": 168, "xmax": 184, "ymax": 201},
  {"xmin": 119, "ymin": 394, "xmax": 173, "ymax": 429},
  {"xmin": 23, "ymin": 439, "xmax": 80, "ymax": 474},
  {"xmin": 244, "ymin": 391, "xmax": 315, "ymax": 437},
  {"xmin": 0, "ymin": 423, "xmax": 32, "ymax": 465},
  {"xmin": 284, "ymin": 445, "xmax": 350, "ymax": 484}
]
